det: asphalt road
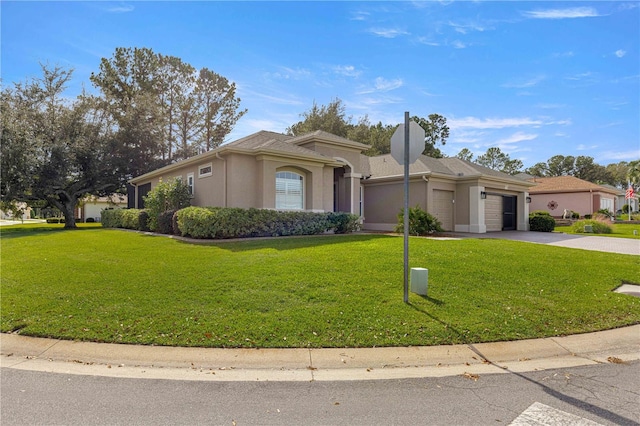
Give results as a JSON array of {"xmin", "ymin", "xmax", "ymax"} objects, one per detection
[{"xmin": 2, "ymin": 361, "xmax": 638, "ymax": 425}]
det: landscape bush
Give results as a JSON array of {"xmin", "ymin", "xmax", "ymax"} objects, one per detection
[
  {"xmin": 327, "ymin": 212, "xmax": 361, "ymax": 234},
  {"xmin": 143, "ymin": 178, "xmax": 191, "ymax": 232},
  {"xmin": 101, "ymin": 209, "xmax": 148, "ymax": 230},
  {"xmin": 175, "ymin": 207, "xmax": 358, "ymax": 239},
  {"xmin": 157, "ymin": 209, "xmax": 177, "ymax": 235},
  {"xmin": 571, "ymin": 219, "xmax": 613, "ymax": 234},
  {"xmin": 395, "ymin": 205, "xmax": 443, "ymax": 236},
  {"xmin": 529, "ymin": 210, "xmax": 555, "ymax": 232},
  {"xmin": 45, "ymin": 218, "xmax": 65, "ymax": 224}
]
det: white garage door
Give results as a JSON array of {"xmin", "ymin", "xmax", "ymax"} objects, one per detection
[
  {"xmin": 485, "ymin": 195, "xmax": 502, "ymax": 232},
  {"xmin": 433, "ymin": 190, "xmax": 454, "ymax": 231}
]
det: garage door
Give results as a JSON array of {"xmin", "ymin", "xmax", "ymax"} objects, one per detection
[
  {"xmin": 433, "ymin": 190, "xmax": 454, "ymax": 231},
  {"xmin": 485, "ymin": 195, "xmax": 502, "ymax": 232}
]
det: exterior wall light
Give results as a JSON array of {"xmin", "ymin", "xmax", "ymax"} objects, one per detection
[
  {"xmin": 526, "ymin": 196, "xmax": 532, "ymax": 203},
  {"xmin": 480, "ymin": 191, "xmax": 487, "ymax": 199}
]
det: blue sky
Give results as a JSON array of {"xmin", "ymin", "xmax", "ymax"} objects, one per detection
[{"xmin": 2, "ymin": 1, "xmax": 638, "ymax": 168}]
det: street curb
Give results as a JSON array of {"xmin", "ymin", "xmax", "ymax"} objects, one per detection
[{"xmin": 1, "ymin": 325, "xmax": 638, "ymax": 382}]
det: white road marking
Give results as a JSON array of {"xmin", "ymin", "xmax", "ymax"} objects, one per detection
[{"xmin": 510, "ymin": 402, "xmax": 603, "ymax": 426}]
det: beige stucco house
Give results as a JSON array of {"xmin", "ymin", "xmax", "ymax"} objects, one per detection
[
  {"xmin": 527, "ymin": 176, "xmax": 619, "ymax": 217},
  {"xmin": 129, "ymin": 130, "xmax": 536, "ymax": 233}
]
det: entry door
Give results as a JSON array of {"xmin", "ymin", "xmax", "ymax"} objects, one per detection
[{"xmin": 502, "ymin": 196, "xmax": 517, "ymax": 231}]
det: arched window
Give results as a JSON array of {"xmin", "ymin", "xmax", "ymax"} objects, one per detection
[{"xmin": 276, "ymin": 171, "xmax": 304, "ymax": 210}]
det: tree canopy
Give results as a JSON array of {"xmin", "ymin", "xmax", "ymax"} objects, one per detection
[
  {"xmin": 1, "ymin": 48, "xmax": 247, "ymax": 228},
  {"xmin": 287, "ymin": 98, "xmax": 449, "ymax": 158},
  {"xmin": 90, "ymin": 47, "xmax": 246, "ymax": 172},
  {"xmin": 455, "ymin": 147, "xmax": 523, "ymax": 175},
  {"xmin": 1, "ymin": 65, "xmax": 119, "ymax": 228}
]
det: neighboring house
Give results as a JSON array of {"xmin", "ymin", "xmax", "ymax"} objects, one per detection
[
  {"xmin": 0, "ymin": 202, "xmax": 31, "ymax": 220},
  {"xmin": 77, "ymin": 194, "xmax": 128, "ymax": 222},
  {"xmin": 129, "ymin": 130, "xmax": 536, "ymax": 233},
  {"xmin": 601, "ymin": 184, "xmax": 639, "ymax": 213},
  {"xmin": 527, "ymin": 176, "xmax": 619, "ymax": 217}
]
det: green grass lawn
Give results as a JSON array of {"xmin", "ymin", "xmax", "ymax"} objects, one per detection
[
  {"xmin": 1, "ymin": 224, "xmax": 639, "ymax": 348},
  {"xmin": 555, "ymin": 222, "xmax": 640, "ymax": 239}
]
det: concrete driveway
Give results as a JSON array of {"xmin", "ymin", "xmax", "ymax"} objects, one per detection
[{"xmin": 450, "ymin": 231, "xmax": 639, "ymax": 255}]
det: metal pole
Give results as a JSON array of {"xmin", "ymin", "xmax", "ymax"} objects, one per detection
[{"xmin": 403, "ymin": 111, "xmax": 410, "ymax": 304}]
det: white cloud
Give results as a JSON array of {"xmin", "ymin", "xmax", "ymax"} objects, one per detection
[
  {"xmin": 503, "ymin": 75, "xmax": 546, "ymax": 88},
  {"xmin": 448, "ymin": 21, "xmax": 492, "ymax": 34},
  {"xmin": 523, "ymin": 7, "xmax": 600, "ymax": 19},
  {"xmin": 449, "ymin": 117, "xmax": 544, "ymax": 130},
  {"xmin": 417, "ymin": 37, "xmax": 440, "ymax": 47},
  {"xmin": 106, "ymin": 4, "xmax": 134, "ymax": 13},
  {"xmin": 269, "ymin": 67, "xmax": 312, "ymax": 81},
  {"xmin": 374, "ymin": 77, "xmax": 403, "ymax": 91},
  {"xmin": 496, "ymin": 132, "xmax": 538, "ymax": 145},
  {"xmin": 368, "ymin": 28, "xmax": 409, "ymax": 38},
  {"xmin": 615, "ymin": 49, "xmax": 627, "ymax": 58},
  {"xmin": 552, "ymin": 51, "xmax": 574, "ymax": 58},
  {"xmin": 351, "ymin": 11, "xmax": 370, "ymax": 21},
  {"xmin": 599, "ymin": 149, "xmax": 640, "ymax": 161},
  {"xmin": 536, "ymin": 103, "xmax": 566, "ymax": 109},
  {"xmin": 451, "ymin": 40, "xmax": 467, "ymax": 49},
  {"xmin": 577, "ymin": 144, "xmax": 598, "ymax": 151},
  {"xmin": 333, "ymin": 65, "xmax": 362, "ymax": 78}
]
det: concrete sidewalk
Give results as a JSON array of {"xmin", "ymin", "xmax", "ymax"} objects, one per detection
[{"xmin": 1, "ymin": 325, "xmax": 638, "ymax": 382}]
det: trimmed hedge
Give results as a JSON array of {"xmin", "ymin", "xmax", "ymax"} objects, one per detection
[
  {"xmin": 101, "ymin": 209, "xmax": 149, "ymax": 231},
  {"xmin": 102, "ymin": 206, "xmax": 361, "ymax": 239},
  {"xmin": 176, "ymin": 207, "xmax": 360, "ymax": 239},
  {"xmin": 45, "ymin": 218, "xmax": 65, "ymax": 224},
  {"xmin": 529, "ymin": 210, "xmax": 555, "ymax": 232}
]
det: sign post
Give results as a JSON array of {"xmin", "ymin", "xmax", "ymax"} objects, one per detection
[{"xmin": 390, "ymin": 112, "xmax": 425, "ymax": 303}]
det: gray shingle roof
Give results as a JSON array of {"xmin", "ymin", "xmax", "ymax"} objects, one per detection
[{"xmin": 366, "ymin": 155, "xmax": 524, "ymax": 181}]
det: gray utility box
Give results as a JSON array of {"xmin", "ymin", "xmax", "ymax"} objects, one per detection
[{"xmin": 410, "ymin": 267, "xmax": 428, "ymax": 296}]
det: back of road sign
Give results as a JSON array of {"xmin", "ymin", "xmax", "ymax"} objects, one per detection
[{"xmin": 390, "ymin": 120, "xmax": 425, "ymax": 165}]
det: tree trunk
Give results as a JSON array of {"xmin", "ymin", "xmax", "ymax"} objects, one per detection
[
  {"xmin": 52, "ymin": 195, "xmax": 78, "ymax": 229},
  {"xmin": 61, "ymin": 198, "xmax": 78, "ymax": 229}
]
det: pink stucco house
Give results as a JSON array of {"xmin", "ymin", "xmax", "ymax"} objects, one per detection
[{"xmin": 527, "ymin": 176, "xmax": 619, "ymax": 217}]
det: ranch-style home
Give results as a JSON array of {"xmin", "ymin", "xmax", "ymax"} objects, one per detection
[
  {"xmin": 128, "ymin": 130, "xmax": 536, "ymax": 233},
  {"xmin": 526, "ymin": 176, "xmax": 619, "ymax": 218}
]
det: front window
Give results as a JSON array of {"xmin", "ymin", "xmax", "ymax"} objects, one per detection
[
  {"xmin": 276, "ymin": 171, "xmax": 303, "ymax": 210},
  {"xmin": 187, "ymin": 173, "xmax": 194, "ymax": 196}
]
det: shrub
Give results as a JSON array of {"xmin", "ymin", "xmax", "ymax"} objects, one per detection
[
  {"xmin": 395, "ymin": 205, "xmax": 443, "ymax": 236},
  {"xmin": 622, "ymin": 204, "xmax": 630, "ymax": 214},
  {"xmin": 172, "ymin": 210, "xmax": 181, "ymax": 236},
  {"xmin": 327, "ymin": 212, "xmax": 361, "ymax": 234},
  {"xmin": 584, "ymin": 214, "xmax": 592, "ymax": 219},
  {"xmin": 46, "ymin": 218, "xmax": 61, "ymax": 224},
  {"xmin": 530, "ymin": 210, "xmax": 551, "ymax": 216},
  {"xmin": 571, "ymin": 211, "xmax": 580, "ymax": 219},
  {"xmin": 571, "ymin": 219, "xmax": 612, "ymax": 234},
  {"xmin": 101, "ymin": 209, "xmax": 148, "ymax": 230},
  {"xmin": 175, "ymin": 207, "xmax": 356, "ymax": 239},
  {"xmin": 86, "ymin": 217, "xmax": 95, "ymax": 223},
  {"xmin": 529, "ymin": 211, "xmax": 555, "ymax": 232},
  {"xmin": 143, "ymin": 178, "xmax": 192, "ymax": 232},
  {"xmin": 157, "ymin": 209, "xmax": 177, "ymax": 235}
]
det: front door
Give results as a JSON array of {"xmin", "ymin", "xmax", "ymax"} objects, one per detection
[{"xmin": 502, "ymin": 196, "xmax": 517, "ymax": 231}]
